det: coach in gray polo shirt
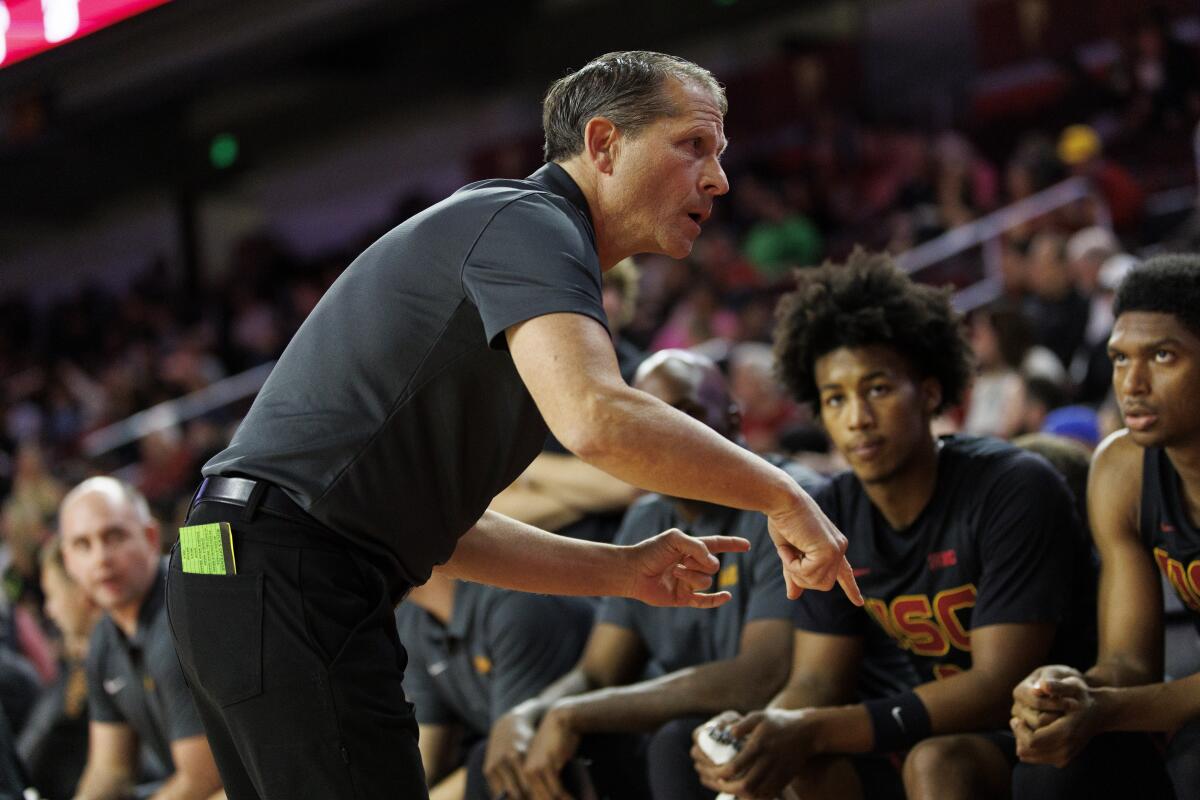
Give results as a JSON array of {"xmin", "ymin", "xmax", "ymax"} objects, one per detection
[
  {"xmin": 477, "ymin": 351, "xmax": 829, "ymax": 800},
  {"xmin": 60, "ymin": 478, "xmax": 222, "ymax": 800}
]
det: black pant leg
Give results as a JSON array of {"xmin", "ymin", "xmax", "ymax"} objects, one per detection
[
  {"xmin": 464, "ymin": 738, "xmax": 491, "ymax": 800},
  {"xmin": 1167, "ymin": 716, "xmax": 1200, "ymax": 797},
  {"xmin": 167, "ymin": 505, "xmax": 426, "ymax": 799},
  {"xmin": 1011, "ymin": 732, "xmax": 1174, "ymax": 800},
  {"xmin": 645, "ymin": 716, "xmax": 714, "ymax": 800}
]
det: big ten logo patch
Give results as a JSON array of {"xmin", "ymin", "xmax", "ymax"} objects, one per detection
[
  {"xmin": 864, "ymin": 584, "xmax": 976, "ymax": 664},
  {"xmin": 1153, "ymin": 548, "xmax": 1200, "ymax": 612},
  {"xmin": 473, "ymin": 655, "xmax": 493, "ymax": 675},
  {"xmin": 718, "ymin": 564, "xmax": 739, "ymax": 589}
]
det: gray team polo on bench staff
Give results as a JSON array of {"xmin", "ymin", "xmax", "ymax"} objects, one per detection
[
  {"xmin": 397, "ymin": 583, "xmax": 593, "ymax": 736},
  {"xmin": 87, "ymin": 561, "xmax": 204, "ymax": 780}
]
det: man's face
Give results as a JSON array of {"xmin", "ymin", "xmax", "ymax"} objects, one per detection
[
  {"xmin": 814, "ymin": 345, "xmax": 939, "ymax": 485},
  {"xmin": 42, "ymin": 563, "xmax": 98, "ymax": 640},
  {"xmin": 1109, "ymin": 311, "xmax": 1200, "ymax": 449},
  {"xmin": 604, "ymin": 79, "xmax": 729, "ymax": 260},
  {"xmin": 60, "ymin": 490, "xmax": 159, "ymax": 615}
]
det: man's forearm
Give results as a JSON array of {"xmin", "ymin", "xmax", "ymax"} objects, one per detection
[
  {"xmin": 510, "ymin": 667, "xmax": 595, "ymax": 722},
  {"xmin": 74, "ymin": 765, "xmax": 133, "ymax": 800},
  {"xmin": 150, "ymin": 772, "xmax": 221, "ymax": 800},
  {"xmin": 1095, "ymin": 672, "xmax": 1200, "ymax": 733},
  {"xmin": 1086, "ymin": 655, "xmax": 1161, "ymax": 689},
  {"xmin": 565, "ymin": 383, "xmax": 803, "ymax": 517},
  {"xmin": 440, "ymin": 512, "xmax": 628, "ymax": 596},
  {"xmin": 553, "ymin": 658, "xmax": 782, "ymax": 734},
  {"xmin": 769, "ymin": 672, "xmax": 855, "ymax": 711}
]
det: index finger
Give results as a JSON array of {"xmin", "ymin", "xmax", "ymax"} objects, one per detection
[
  {"xmin": 695, "ymin": 535, "xmax": 752, "ymax": 554},
  {"xmin": 837, "ymin": 556, "xmax": 864, "ymax": 606},
  {"xmin": 681, "ymin": 590, "xmax": 734, "ymax": 609}
]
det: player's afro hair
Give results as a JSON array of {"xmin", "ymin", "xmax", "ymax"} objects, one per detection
[
  {"xmin": 1113, "ymin": 254, "xmax": 1200, "ymax": 337},
  {"xmin": 773, "ymin": 249, "xmax": 973, "ymax": 415}
]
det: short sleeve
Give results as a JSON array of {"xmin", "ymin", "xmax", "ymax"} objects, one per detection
[
  {"xmin": 972, "ymin": 453, "xmax": 1080, "ymax": 628},
  {"xmin": 485, "ymin": 594, "xmax": 592, "ymax": 723},
  {"xmin": 394, "ymin": 607, "xmax": 454, "ymax": 726},
  {"xmin": 462, "ymin": 194, "xmax": 608, "ymax": 349},
  {"xmin": 84, "ymin": 629, "xmax": 123, "ymax": 724}
]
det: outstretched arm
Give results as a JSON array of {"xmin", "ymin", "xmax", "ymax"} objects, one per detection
[
  {"xmin": 440, "ymin": 510, "xmax": 749, "ymax": 608},
  {"xmin": 506, "ymin": 312, "xmax": 861, "ymax": 604}
]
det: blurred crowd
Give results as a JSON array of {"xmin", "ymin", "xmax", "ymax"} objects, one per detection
[{"xmin": 0, "ymin": 10, "xmax": 1196, "ymax": 797}]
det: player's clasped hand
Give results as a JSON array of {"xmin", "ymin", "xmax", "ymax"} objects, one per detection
[
  {"xmin": 484, "ymin": 708, "xmax": 537, "ymax": 800},
  {"xmin": 1010, "ymin": 665, "xmax": 1100, "ymax": 767},
  {"xmin": 624, "ymin": 528, "xmax": 750, "ymax": 608},
  {"xmin": 767, "ymin": 496, "xmax": 863, "ymax": 606},
  {"xmin": 691, "ymin": 709, "xmax": 813, "ymax": 799}
]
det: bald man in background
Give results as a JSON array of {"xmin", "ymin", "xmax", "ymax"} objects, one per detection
[{"xmin": 60, "ymin": 478, "xmax": 223, "ymax": 800}]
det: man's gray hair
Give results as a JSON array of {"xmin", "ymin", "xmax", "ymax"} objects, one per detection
[{"xmin": 542, "ymin": 50, "xmax": 726, "ymax": 163}]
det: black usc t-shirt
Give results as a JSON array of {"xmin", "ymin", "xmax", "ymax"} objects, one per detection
[{"xmin": 793, "ymin": 435, "xmax": 1095, "ymax": 683}]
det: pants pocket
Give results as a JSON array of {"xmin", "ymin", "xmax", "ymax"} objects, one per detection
[{"xmin": 171, "ymin": 570, "xmax": 264, "ymax": 707}]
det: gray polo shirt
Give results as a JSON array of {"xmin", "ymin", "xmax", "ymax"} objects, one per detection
[
  {"xmin": 204, "ymin": 163, "xmax": 608, "ymax": 590},
  {"xmin": 598, "ymin": 458, "xmax": 826, "ymax": 675},
  {"xmin": 86, "ymin": 562, "xmax": 204, "ymax": 778},
  {"xmin": 396, "ymin": 583, "xmax": 592, "ymax": 734}
]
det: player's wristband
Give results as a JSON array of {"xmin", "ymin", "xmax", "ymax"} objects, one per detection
[{"xmin": 864, "ymin": 692, "xmax": 932, "ymax": 753}]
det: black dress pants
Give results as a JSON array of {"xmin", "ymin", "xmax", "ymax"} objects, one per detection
[{"xmin": 166, "ymin": 497, "xmax": 426, "ymax": 799}]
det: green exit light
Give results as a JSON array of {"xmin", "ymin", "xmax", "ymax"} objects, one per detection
[{"xmin": 209, "ymin": 133, "xmax": 239, "ymax": 169}]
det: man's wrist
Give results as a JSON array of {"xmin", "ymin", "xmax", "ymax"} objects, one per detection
[
  {"xmin": 1089, "ymin": 686, "xmax": 1122, "ymax": 733},
  {"xmin": 808, "ymin": 704, "xmax": 872, "ymax": 754},
  {"xmin": 766, "ymin": 473, "xmax": 809, "ymax": 518},
  {"xmin": 546, "ymin": 700, "xmax": 582, "ymax": 732}
]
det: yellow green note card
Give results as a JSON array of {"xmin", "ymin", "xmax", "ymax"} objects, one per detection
[{"xmin": 179, "ymin": 522, "xmax": 237, "ymax": 575}]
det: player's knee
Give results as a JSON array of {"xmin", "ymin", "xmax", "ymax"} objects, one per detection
[
  {"xmin": 902, "ymin": 735, "xmax": 1002, "ymax": 799},
  {"xmin": 647, "ymin": 716, "xmax": 698, "ymax": 760}
]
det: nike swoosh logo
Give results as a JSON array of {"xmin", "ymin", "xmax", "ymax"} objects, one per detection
[
  {"xmin": 891, "ymin": 706, "xmax": 906, "ymax": 732},
  {"xmin": 104, "ymin": 678, "xmax": 126, "ymax": 695},
  {"xmin": 428, "ymin": 661, "xmax": 448, "ymax": 677}
]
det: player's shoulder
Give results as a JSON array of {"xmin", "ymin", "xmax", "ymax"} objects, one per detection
[
  {"xmin": 1088, "ymin": 428, "xmax": 1145, "ymax": 514},
  {"xmin": 1091, "ymin": 428, "xmax": 1143, "ymax": 474},
  {"xmin": 942, "ymin": 434, "xmax": 1058, "ymax": 488}
]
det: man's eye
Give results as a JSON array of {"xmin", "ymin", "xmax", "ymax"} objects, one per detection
[
  {"xmin": 1156, "ymin": 350, "xmax": 1174, "ymax": 363},
  {"xmin": 824, "ymin": 395, "xmax": 843, "ymax": 408}
]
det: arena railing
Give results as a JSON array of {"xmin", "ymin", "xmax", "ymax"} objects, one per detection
[
  {"xmin": 82, "ymin": 177, "xmax": 1106, "ymax": 458},
  {"xmin": 81, "ymin": 360, "xmax": 276, "ymax": 458},
  {"xmin": 894, "ymin": 175, "xmax": 1105, "ymax": 313}
]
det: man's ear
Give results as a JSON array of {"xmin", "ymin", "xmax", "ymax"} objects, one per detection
[
  {"xmin": 582, "ymin": 116, "xmax": 619, "ymax": 175},
  {"xmin": 144, "ymin": 521, "xmax": 161, "ymax": 554},
  {"xmin": 921, "ymin": 377, "xmax": 943, "ymax": 416}
]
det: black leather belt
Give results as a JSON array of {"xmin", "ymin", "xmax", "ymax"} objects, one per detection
[{"xmin": 191, "ymin": 476, "xmax": 312, "ymax": 525}]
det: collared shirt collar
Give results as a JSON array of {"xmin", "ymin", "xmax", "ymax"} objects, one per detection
[
  {"xmin": 126, "ymin": 560, "xmax": 167, "ymax": 650},
  {"xmin": 527, "ymin": 162, "xmax": 595, "ymax": 247}
]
